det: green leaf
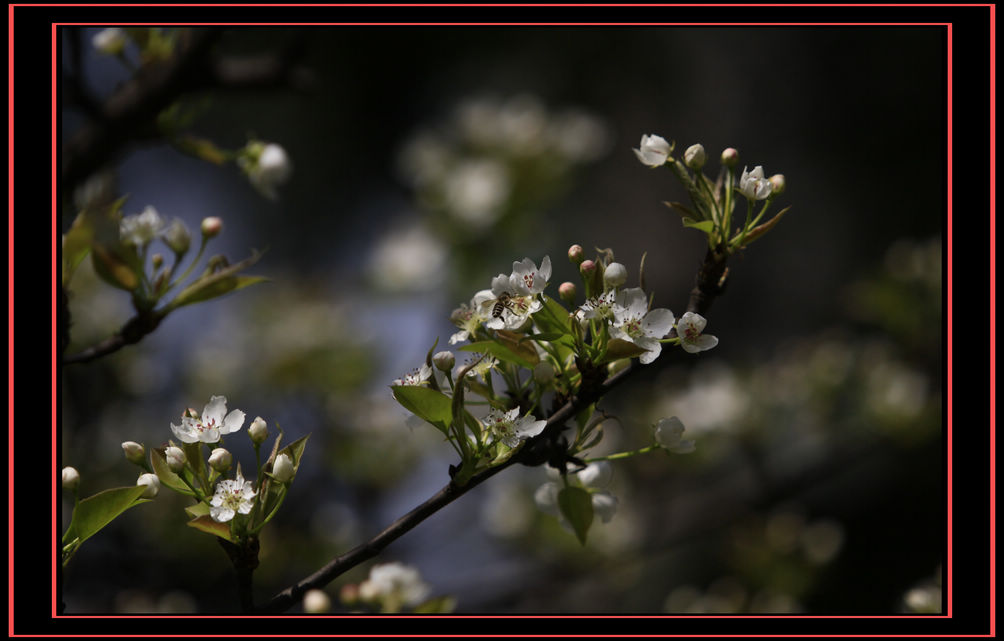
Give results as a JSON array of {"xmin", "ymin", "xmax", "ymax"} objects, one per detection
[
  {"xmin": 91, "ymin": 244, "xmax": 142, "ymax": 292},
  {"xmin": 187, "ymin": 514, "xmax": 233, "ymax": 541},
  {"xmin": 412, "ymin": 596, "xmax": 457, "ymax": 614},
  {"xmin": 534, "ymin": 295, "xmax": 572, "ymax": 336},
  {"xmin": 681, "ymin": 218, "xmax": 715, "ymax": 234},
  {"xmin": 168, "ymin": 250, "xmax": 266, "ymax": 309},
  {"xmin": 62, "ymin": 486, "xmax": 150, "ymax": 546},
  {"xmin": 598, "ymin": 338, "xmax": 650, "ymax": 364},
  {"xmin": 733, "ymin": 206, "xmax": 790, "ymax": 248},
  {"xmin": 558, "ymin": 486, "xmax": 594, "ymax": 545},
  {"xmin": 172, "ymin": 274, "xmax": 267, "ymax": 309},
  {"xmin": 150, "ymin": 447, "xmax": 195, "ymax": 496},
  {"xmin": 61, "ymin": 213, "xmax": 95, "ymax": 286},
  {"xmin": 184, "ymin": 502, "xmax": 210, "ymax": 518},
  {"xmin": 460, "ymin": 339, "xmax": 537, "ymax": 369},
  {"xmin": 390, "ymin": 385, "xmax": 453, "ymax": 436}
]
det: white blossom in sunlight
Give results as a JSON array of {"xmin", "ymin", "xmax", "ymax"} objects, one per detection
[
  {"xmin": 170, "ymin": 395, "xmax": 246, "ymax": 444},
  {"xmin": 209, "ymin": 469, "xmax": 257, "ymax": 523},
  {"xmin": 633, "ymin": 134, "xmax": 671, "ymax": 167},
  {"xmin": 92, "ymin": 28, "xmax": 127, "ymax": 56},
  {"xmin": 739, "ymin": 165, "xmax": 773, "ymax": 201},
  {"xmin": 483, "ymin": 273, "xmax": 541, "ymax": 331},
  {"xmin": 358, "ymin": 562, "xmax": 431, "ymax": 608},
  {"xmin": 443, "ymin": 158, "xmax": 510, "ymax": 229},
  {"xmin": 449, "ymin": 290, "xmax": 494, "ymax": 344},
  {"xmin": 509, "ymin": 255, "xmax": 552, "ymax": 296},
  {"xmin": 369, "ymin": 222, "xmax": 448, "ymax": 292},
  {"xmin": 392, "ymin": 364, "xmax": 432, "ymax": 387},
  {"xmin": 120, "ymin": 206, "xmax": 165, "ymax": 246},
  {"xmin": 546, "ymin": 109, "xmax": 610, "ymax": 162},
  {"xmin": 611, "ymin": 288, "xmax": 675, "ymax": 364},
  {"xmin": 483, "ymin": 407, "xmax": 546, "ymax": 448}
]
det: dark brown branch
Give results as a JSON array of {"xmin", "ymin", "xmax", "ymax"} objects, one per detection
[
  {"xmin": 61, "ymin": 29, "xmax": 225, "ymax": 198},
  {"xmin": 256, "ymin": 248, "xmax": 731, "ymax": 613},
  {"xmin": 62, "ymin": 310, "xmax": 164, "ymax": 366},
  {"xmin": 60, "ymin": 29, "xmax": 314, "ymax": 201}
]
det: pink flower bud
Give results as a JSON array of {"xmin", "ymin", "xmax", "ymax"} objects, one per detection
[
  {"xmin": 558, "ymin": 281, "xmax": 577, "ymax": 304},
  {"xmin": 721, "ymin": 147, "xmax": 739, "ymax": 167},
  {"xmin": 200, "ymin": 217, "xmax": 223, "ymax": 238},
  {"xmin": 579, "ymin": 259, "xmax": 596, "ymax": 275},
  {"xmin": 567, "ymin": 244, "xmax": 585, "ymax": 265}
]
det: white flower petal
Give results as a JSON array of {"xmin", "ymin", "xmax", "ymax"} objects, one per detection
[
  {"xmin": 591, "ymin": 491, "xmax": 619, "ymax": 523},
  {"xmin": 170, "ymin": 421, "xmax": 199, "ymax": 444},
  {"xmin": 539, "ymin": 255, "xmax": 552, "ymax": 282},
  {"xmin": 203, "ymin": 395, "xmax": 228, "ymax": 425},
  {"xmin": 639, "ymin": 341, "xmax": 663, "ymax": 364},
  {"xmin": 680, "ymin": 312, "xmax": 707, "ymax": 334},
  {"xmin": 616, "ymin": 287, "xmax": 649, "ymax": 316},
  {"xmin": 221, "ymin": 409, "xmax": 246, "ymax": 435},
  {"xmin": 576, "ymin": 461, "xmax": 612, "ymax": 488},
  {"xmin": 642, "ymin": 308, "xmax": 675, "ymax": 337}
]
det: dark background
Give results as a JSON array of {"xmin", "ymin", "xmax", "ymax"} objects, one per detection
[{"xmin": 40, "ymin": 11, "xmax": 974, "ymax": 623}]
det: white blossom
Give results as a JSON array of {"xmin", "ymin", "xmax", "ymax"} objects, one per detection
[
  {"xmin": 677, "ymin": 312, "xmax": 719, "ymax": 354},
  {"xmin": 449, "ymin": 290, "xmax": 495, "ymax": 344},
  {"xmin": 654, "ymin": 416, "xmax": 696, "ymax": 453},
  {"xmin": 633, "ymin": 134, "xmax": 671, "ymax": 167},
  {"xmin": 244, "ymin": 142, "xmax": 292, "ymax": 199},
  {"xmin": 509, "ymin": 255, "xmax": 552, "ymax": 296},
  {"xmin": 358, "ymin": 562, "xmax": 431, "ymax": 608},
  {"xmin": 392, "ymin": 363, "xmax": 432, "ymax": 387},
  {"xmin": 483, "ymin": 274, "xmax": 541, "ymax": 331},
  {"xmin": 120, "ymin": 206, "xmax": 165, "ymax": 246},
  {"xmin": 209, "ymin": 469, "xmax": 257, "ymax": 523},
  {"xmin": 739, "ymin": 165, "xmax": 773, "ymax": 200},
  {"xmin": 611, "ymin": 288, "xmax": 675, "ymax": 364},
  {"xmin": 482, "ymin": 407, "xmax": 546, "ymax": 448},
  {"xmin": 170, "ymin": 395, "xmax": 246, "ymax": 444},
  {"xmin": 164, "ymin": 446, "xmax": 187, "ymax": 472},
  {"xmin": 92, "ymin": 28, "xmax": 126, "ymax": 55}
]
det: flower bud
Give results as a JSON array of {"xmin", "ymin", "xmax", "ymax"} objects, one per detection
[
  {"xmin": 248, "ymin": 417, "xmax": 269, "ymax": 445},
  {"xmin": 684, "ymin": 144, "xmax": 706, "ymax": 169},
  {"xmin": 567, "ymin": 244, "xmax": 585, "ymax": 265},
  {"xmin": 433, "ymin": 351, "xmax": 455, "ymax": 372},
  {"xmin": 62, "ymin": 466, "xmax": 80, "ymax": 491},
  {"xmin": 184, "ymin": 407, "xmax": 199, "ymax": 419},
  {"xmin": 208, "ymin": 448, "xmax": 233, "ymax": 472},
  {"xmin": 136, "ymin": 473, "xmax": 161, "ymax": 498},
  {"xmin": 92, "ymin": 28, "xmax": 126, "ymax": 56},
  {"xmin": 533, "ymin": 361, "xmax": 555, "ymax": 385},
  {"xmin": 579, "ymin": 259, "xmax": 596, "ymax": 276},
  {"xmin": 272, "ymin": 453, "xmax": 294, "ymax": 483},
  {"xmin": 121, "ymin": 441, "xmax": 145, "ymax": 465},
  {"xmin": 603, "ymin": 262, "xmax": 627, "ymax": 288},
  {"xmin": 558, "ymin": 281, "xmax": 577, "ymax": 305},
  {"xmin": 200, "ymin": 216, "xmax": 223, "ymax": 238},
  {"xmin": 769, "ymin": 173, "xmax": 786, "ymax": 195},
  {"xmin": 151, "ymin": 253, "xmax": 164, "ymax": 270},
  {"xmin": 163, "ymin": 218, "xmax": 191, "ymax": 254},
  {"xmin": 721, "ymin": 147, "xmax": 739, "ymax": 167},
  {"xmin": 165, "ymin": 446, "xmax": 187, "ymax": 472},
  {"xmin": 303, "ymin": 589, "xmax": 331, "ymax": 614},
  {"xmin": 340, "ymin": 583, "xmax": 360, "ymax": 605}
]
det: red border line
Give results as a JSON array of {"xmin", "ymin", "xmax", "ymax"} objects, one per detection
[{"xmin": 35, "ymin": 11, "xmax": 975, "ymax": 638}]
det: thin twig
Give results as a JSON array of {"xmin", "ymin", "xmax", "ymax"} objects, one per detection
[{"xmin": 255, "ymin": 245, "xmax": 731, "ymax": 613}]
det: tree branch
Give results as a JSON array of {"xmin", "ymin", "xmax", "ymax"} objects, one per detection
[
  {"xmin": 62, "ymin": 310, "xmax": 164, "ymax": 366},
  {"xmin": 256, "ymin": 249, "xmax": 732, "ymax": 613}
]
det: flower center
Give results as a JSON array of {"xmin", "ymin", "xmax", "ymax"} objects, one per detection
[{"xmin": 623, "ymin": 316, "xmax": 644, "ymax": 338}]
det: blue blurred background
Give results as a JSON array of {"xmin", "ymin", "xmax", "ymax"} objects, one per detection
[{"xmin": 59, "ymin": 26, "xmax": 944, "ymax": 614}]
